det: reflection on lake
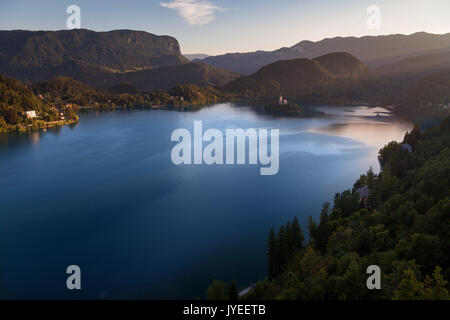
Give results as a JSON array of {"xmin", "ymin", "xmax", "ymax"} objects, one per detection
[
  {"xmin": 310, "ymin": 106, "xmax": 412, "ymax": 147},
  {"xmin": 0, "ymin": 103, "xmax": 412, "ymax": 299}
]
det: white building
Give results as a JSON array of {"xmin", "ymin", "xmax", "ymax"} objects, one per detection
[
  {"xmin": 278, "ymin": 96, "xmax": 288, "ymax": 105},
  {"xmin": 26, "ymin": 111, "xmax": 37, "ymax": 119}
]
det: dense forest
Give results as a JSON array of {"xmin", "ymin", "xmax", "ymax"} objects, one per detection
[
  {"xmin": 390, "ymin": 70, "xmax": 450, "ymax": 122},
  {"xmin": 31, "ymin": 77, "xmax": 228, "ymax": 109},
  {"xmin": 224, "ymin": 53, "xmax": 392, "ymax": 106},
  {"xmin": 207, "ymin": 117, "xmax": 450, "ymax": 300},
  {"xmin": 0, "ymin": 75, "xmax": 78, "ymax": 133},
  {"xmin": 0, "ymin": 74, "xmax": 230, "ymax": 134},
  {"xmin": 0, "ymin": 30, "xmax": 240, "ymax": 91}
]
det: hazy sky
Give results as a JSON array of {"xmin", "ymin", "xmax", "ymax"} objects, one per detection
[{"xmin": 0, "ymin": 0, "xmax": 449, "ymax": 55}]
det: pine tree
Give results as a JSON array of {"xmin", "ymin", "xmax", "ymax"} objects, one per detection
[
  {"xmin": 285, "ymin": 221, "xmax": 293, "ymax": 260},
  {"xmin": 267, "ymin": 227, "xmax": 277, "ymax": 280},
  {"xmin": 366, "ymin": 167, "xmax": 379, "ymax": 208},
  {"xmin": 423, "ymin": 266, "xmax": 450, "ymax": 300},
  {"xmin": 367, "ymin": 167, "xmax": 375, "ymax": 190},
  {"xmin": 277, "ymin": 225, "xmax": 289, "ymax": 271},
  {"xmin": 307, "ymin": 215, "xmax": 317, "ymax": 241},
  {"xmin": 315, "ymin": 202, "xmax": 333, "ymax": 253},
  {"xmin": 319, "ymin": 202, "xmax": 330, "ymax": 222},
  {"xmin": 394, "ymin": 268, "xmax": 427, "ymax": 300},
  {"xmin": 228, "ymin": 280, "xmax": 239, "ymax": 300},
  {"xmin": 290, "ymin": 216, "xmax": 304, "ymax": 253},
  {"xmin": 404, "ymin": 125, "xmax": 421, "ymax": 148}
]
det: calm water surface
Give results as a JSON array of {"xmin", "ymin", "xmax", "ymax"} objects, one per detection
[{"xmin": 0, "ymin": 104, "xmax": 412, "ymax": 299}]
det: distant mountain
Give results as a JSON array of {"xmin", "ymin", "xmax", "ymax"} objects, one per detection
[
  {"xmin": 28, "ymin": 62, "xmax": 239, "ymax": 92},
  {"xmin": 224, "ymin": 52, "xmax": 377, "ymax": 104},
  {"xmin": 183, "ymin": 54, "xmax": 210, "ymax": 61},
  {"xmin": 392, "ymin": 70, "xmax": 450, "ymax": 120},
  {"xmin": 104, "ymin": 62, "xmax": 240, "ymax": 91},
  {"xmin": 375, "ymin": 51, "xmax": 450, "ymax": 83},
  {"xmin": 0, "ymin": 29, "xmax": 240, "ymax": 91},
  {"xmin": 198, "ymin": 32, "xmax": 450, "ymax": 75},
  {"xmin": 0, "ymin": 29, "xmax": 187, "ymax": 77}
]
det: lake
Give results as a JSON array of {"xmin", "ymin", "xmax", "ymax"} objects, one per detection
[{"xmin": 0, "ymin": 103, "xmax": 412, "ymax": 299}]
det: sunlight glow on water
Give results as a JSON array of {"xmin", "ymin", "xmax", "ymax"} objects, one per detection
[{"xmin": 0, "ymin": 104, "xmax": 412, "ymax": 299}]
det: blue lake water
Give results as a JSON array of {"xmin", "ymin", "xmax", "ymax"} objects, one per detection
[{"xmin": 0, "ymin": 103, "xmax": 412, "ymax": 299}]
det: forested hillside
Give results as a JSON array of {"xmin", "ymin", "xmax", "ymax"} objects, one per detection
[
  {"xmin": 0, "ymin": 29, "xmax": 187, "ymax": 75},
  {"xmin": 208, "ymin": 117, "xmax": 450, "ymax": 300},
  {"xmin": 0, "ymin": 29, "xmax": 240, "ymax": 91},
  {"xmin": 390, "ymin": 71, "xmax": 450, "ymax": 122},
  {"xmin": 224, "ymin": 52, "xmax": 386, "ymax": 105},
  {"xmin": 198, "ymin": 32, "xmax": 450, "ymax": 74},
  {"xmin": 31, "ymin": 77, "xmax": 227, "ymax": 109},
  {"xmin": 0, "ymin": 74, "xmax": 78, "ymax": 133},
  {"xmin": 0, "ymin": 74, "xmax": 229, "ymax": 133}
]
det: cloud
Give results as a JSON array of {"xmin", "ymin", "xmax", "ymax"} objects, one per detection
[{"xmin": 161, "ymin": 0, "xmax": 226, "ymax": 26}]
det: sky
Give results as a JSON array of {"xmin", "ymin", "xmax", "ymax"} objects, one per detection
[{"xmin": 0, "ymin": 0, "xmax": 449, "ymax": 55}]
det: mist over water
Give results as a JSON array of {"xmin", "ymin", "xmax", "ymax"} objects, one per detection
[{"xmin": 0, "ymin": 104, "xmax": 412, "ymax": 299}]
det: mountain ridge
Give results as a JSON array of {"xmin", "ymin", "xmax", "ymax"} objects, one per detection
[
  {"xmin": 224, "ymin": 52, "xmax": 373, "ymax": 103},
  {"xmin": 196, "ymin": 32, "xmax": 450, "ymax": 75},
  {"xmin": 0, "ymin": 29, "xmax": 187, "ymax": 73},
  {"xmin": 0, "ymin": 29, "xmax": 239, "ymax": 91}
]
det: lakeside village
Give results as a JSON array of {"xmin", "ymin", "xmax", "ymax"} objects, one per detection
[{"xmin": 15, "ymin": 94, "xmax": 79, "ymax": 133}]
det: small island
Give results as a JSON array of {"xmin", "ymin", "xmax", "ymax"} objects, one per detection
[{"xmin": 264, "ymin": 96, "xmax": 302, "ymax": 114}]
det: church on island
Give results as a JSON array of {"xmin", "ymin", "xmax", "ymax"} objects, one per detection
[{"xmin": 278, "ymin": 96, "xmax": 288, "ymax": 105}]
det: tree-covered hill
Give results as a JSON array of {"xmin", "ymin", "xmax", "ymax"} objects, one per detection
[
  {"xmin": 108, "ymin": 62, "xmax": 240, "ymax": 91},
  {"xmin": 0, "ymin": 74, "xmax": 78, "ymax": 132},
  {"xmin": 313, "ymin": 52, "xmax": 369, "ymax": 78},
  {"xmin": 6, "ymin": 58, "xmax": 239, "ymax": 92},
  {"xmin": 30, "ymin": 76, "xmax": 227, "ymax": 110},
  {"xmin": 224, "ymin": 52, "xmax": 383, "ymax": 105},
  {"xmin": 224, "ymin": 57, "xmax": 333, "ymax": 98},
  {"xmin": 31, "ymin": 77, "xmax": 106, "ymax": 104},
  {"xmin": 198, "ymin": 32, "xmax": 450, "ymax": 75},
  {"xmin": 375, "ymin": 51, "xmax": 450, "ymax": 84},
  {"xmin": 1, "ymin": 73, "xmax": 229, "ymax": 133},
  {"xmin": 208, "ymin": 117, "xmax": 450, "ymax": 300},
  {"xmin": 0, "ymin": 29, "xmax": 187, "ymax": 75},
  {"xmin": 0, "ymin": 74, "xmax": 47, "ymax": 113},
  {"xmin": 0, "ymin": 30, "xmax": 241, "ymax": 91},
  {"xmin": 390, "ymin": 70, "xmax": 450, "ymax": 122}
]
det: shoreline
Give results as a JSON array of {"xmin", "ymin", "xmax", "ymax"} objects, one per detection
[
  {"xmin": 0, "ymin": 119, "xmax": 78, "ymax": 135},
  {"xmin": 0, "ymin": 102, "xmax": 413, "ymax": 135}
]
